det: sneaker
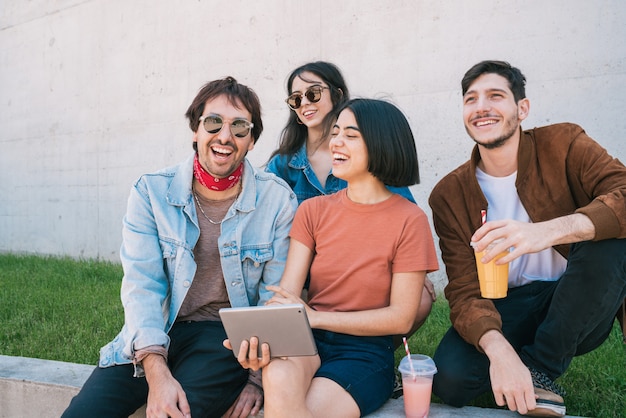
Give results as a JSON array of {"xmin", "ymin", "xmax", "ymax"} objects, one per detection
[
  {"xmin": 524, "ymin": 368, "xmax": 566, "ymax": 417},
  {"xmin": 391, "ymin": 373, "xmax": 403, "ymax": 399}
]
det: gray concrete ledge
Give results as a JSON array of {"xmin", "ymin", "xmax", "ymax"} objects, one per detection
[
  {"xmin": 0, "ymin": 355, "xmax": 145, "ymax": 418},
  {"xmin": 0, "ymin": 355, "xmax": 583, "ymax": 417}
]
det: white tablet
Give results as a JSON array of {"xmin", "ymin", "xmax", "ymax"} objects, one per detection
[{"xmin": 219, "ymin": 303, "xmax": 318, "ymax": 358}]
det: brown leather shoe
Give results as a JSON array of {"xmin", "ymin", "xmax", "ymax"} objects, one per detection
[
  {"xmin": 523, "ymin": 368, "xmax": 566, "ymax": 417},
  {"xmin": 524, "ymin": 387, "xmax": 566, "ymax": 417}
]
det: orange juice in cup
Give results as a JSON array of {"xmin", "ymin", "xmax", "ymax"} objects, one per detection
[{"xmin": 474, "ymin": 240, "xmax": 509, "ymax": 299}]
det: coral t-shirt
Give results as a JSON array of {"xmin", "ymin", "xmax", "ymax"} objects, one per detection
[{"xmin": 290, "ymin": 189, "xmax": 438, "ymax": 312}]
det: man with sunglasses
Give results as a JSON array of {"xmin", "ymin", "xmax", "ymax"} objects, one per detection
[{"xmin": 62, "ymin": 77, "xmax": 297, "ymax": 418}]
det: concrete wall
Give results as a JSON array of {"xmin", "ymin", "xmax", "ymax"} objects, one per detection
[{"xmin": 1, "ymin": 1, "xmax": 625, "ymax": 288}]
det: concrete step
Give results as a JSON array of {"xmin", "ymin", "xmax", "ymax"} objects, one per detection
[
  {"xmin": 0, "ymin": 355, "xmax": 584, "ymax": 417},
  {"xmin": 0, "ymin": 355, "xmax": 144, "ymax": 418}
]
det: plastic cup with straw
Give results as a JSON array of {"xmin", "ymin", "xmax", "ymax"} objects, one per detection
[
  {"xmin": 473, "ymin": 208, "xmax": 510, "ymax": 298},
  {"xmin": 398, "ymin": 337, "xmax": 438, "ymax": 417}
]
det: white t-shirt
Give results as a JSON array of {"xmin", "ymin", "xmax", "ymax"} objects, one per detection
[{"xmin": 476, "ymin": 168, "xmax": 567, "ymax": 287}]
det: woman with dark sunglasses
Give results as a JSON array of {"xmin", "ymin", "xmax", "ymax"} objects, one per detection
[
  {"xmin": 240, "ymin": 99, "xmax": 439, "ymax": 417},
  {"xmin": 265, "ymin": 62, "xmax": 437, "ymax": 356},
  {"xmin": 266, "ymin": 61, "xmax": 416, "ymax": 205}
]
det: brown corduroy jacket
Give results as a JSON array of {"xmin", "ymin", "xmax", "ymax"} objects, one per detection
[{"xmin": 429, "ymin": 123, "xmax": 626, "ymax": 349}]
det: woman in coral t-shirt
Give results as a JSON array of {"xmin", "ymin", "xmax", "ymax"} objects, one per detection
[{"xmin": 236, "ymin": 98, "xmax": 439, "ymax": 418}]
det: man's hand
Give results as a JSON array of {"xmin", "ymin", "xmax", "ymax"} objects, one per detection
[
  {"xmin": 479, "ymin": 330, "xmax": 536, "ymax": 414},
  {"xmin": 221, "ymin": 383, "xmax": 263, "ymax": 418},
  {"xmin": 471, "ymin": 213, "xmax": 595, "ymax": 264},
  {"xmin": 142, "ymin": 353, "xmax": 191, "ymax": 418}
]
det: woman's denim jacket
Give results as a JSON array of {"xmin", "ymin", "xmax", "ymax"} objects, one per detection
[
  {"xmin": 266, "ymin": 145, "xmax": 416, "ymax": 205},
  {"xmin": 99, "ymin": 153, "xmax": 297, "ymax": 372}
]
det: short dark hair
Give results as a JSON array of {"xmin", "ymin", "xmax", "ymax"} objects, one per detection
[
  {"xmin": 337, "ymin": 99, "xmax": 419, "ymax": 187},
  {"xmin": 461, "ymin": 60, "xmax": 527, "ymax": 102},
  {"xmin": 185, "ymin": 77, "xmax": 263, "ymax": 147}
]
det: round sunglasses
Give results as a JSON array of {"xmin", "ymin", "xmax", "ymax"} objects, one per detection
[
  {"xmin": 285, "ymin": 85, "xmax": 330, "ymax": 110},
  {"xmin": 199, "ymin": 114, "xmax": 254, "ymax": 138}
]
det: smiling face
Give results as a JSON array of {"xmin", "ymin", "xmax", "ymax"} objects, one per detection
[
  {"xmin": 193, "ymin": 94, "xmax": 255, "ymax": 178},
  {"xmin": 329, "ymin": 109, "xmax": 370, "ymax": 182},
  {"xmin": 290, "ymin": 71, "xmax": 334, "ymax": 130},
  {"xmin": 462, "ymin": 73, "xmax": 529, "ymax": 149}
]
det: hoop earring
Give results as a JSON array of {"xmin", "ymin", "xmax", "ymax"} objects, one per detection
[{"xmin": 297, "ymin": 118, "xmax": 304, "ymax": 125}]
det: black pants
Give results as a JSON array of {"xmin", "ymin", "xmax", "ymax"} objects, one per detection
[
  {"xmin": 433, "ymin": 239, "xmax": 626, "ymax": 407},
  {"xmin": 62, "ymin": 321, "xmax": 249, "ymax": 418}
]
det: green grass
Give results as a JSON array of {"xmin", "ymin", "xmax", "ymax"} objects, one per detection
[
  {"xmin": 1, "ymin": 254, "xmax": 624, "ymax": 417},
  {"xmin": 0, "ymin": 253, "xmax": 124, "ymax": 364}
]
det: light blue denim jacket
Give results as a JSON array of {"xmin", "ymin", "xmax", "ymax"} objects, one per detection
[
  {"xmin": 266, "ymin": 144, "xmax": 416, "ymax": 205},
  {"xmin": 99, "ymin": 153, "xmax": 297, "ymax": 371}
]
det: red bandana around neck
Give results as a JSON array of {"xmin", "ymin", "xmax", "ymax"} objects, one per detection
[{"xmin": 193, "ymin": 154, "xmax": 243, "ymax": 191}]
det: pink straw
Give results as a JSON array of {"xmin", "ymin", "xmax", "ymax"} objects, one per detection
[
  {"xmin": 470, "ymin": 210, "xmax": 488, "ymax": 250},
  {"xmin": 402, "ymin": 337, "xmax": 416, "ymax": 379}
]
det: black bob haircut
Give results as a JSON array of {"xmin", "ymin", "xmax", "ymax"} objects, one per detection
[{"xmin": 335, "ymin": 98, "xmax": 420, "ymax": 187}]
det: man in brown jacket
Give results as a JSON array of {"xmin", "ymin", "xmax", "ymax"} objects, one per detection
[{"xmin": 429, "ymin": 60, "xmax": 626, "ymax": 418}]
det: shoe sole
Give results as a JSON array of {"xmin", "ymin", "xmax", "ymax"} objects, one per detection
[{"xmin": 525, "ymin": 400, "xmax": 566, "ymax": 417}]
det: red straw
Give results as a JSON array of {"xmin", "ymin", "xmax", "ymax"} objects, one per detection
[
  {"xmin": 402, "ymin": 337, "xmax": 416, "ymax": 378},
  {"xmin": 481, "ymin": 209, "xmax": 487, "ymax": 225}
]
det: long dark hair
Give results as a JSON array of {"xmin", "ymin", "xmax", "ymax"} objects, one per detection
[{"xmin": 268, "ymin": 61, "xmax": 349, "ymax": 161}]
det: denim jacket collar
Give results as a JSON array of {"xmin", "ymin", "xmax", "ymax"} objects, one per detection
[{"xmin": 288, "ymin": 144, "xmax": 310, "ymax": 170}]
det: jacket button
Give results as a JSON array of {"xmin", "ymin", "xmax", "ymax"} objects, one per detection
[
  {"xmin": 183, "ymin": 280, "xmax": 191, "ymax": 287},
  {"xmin": 254, "ymin": 262, "xmax": 260, "ymax": 267}
]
